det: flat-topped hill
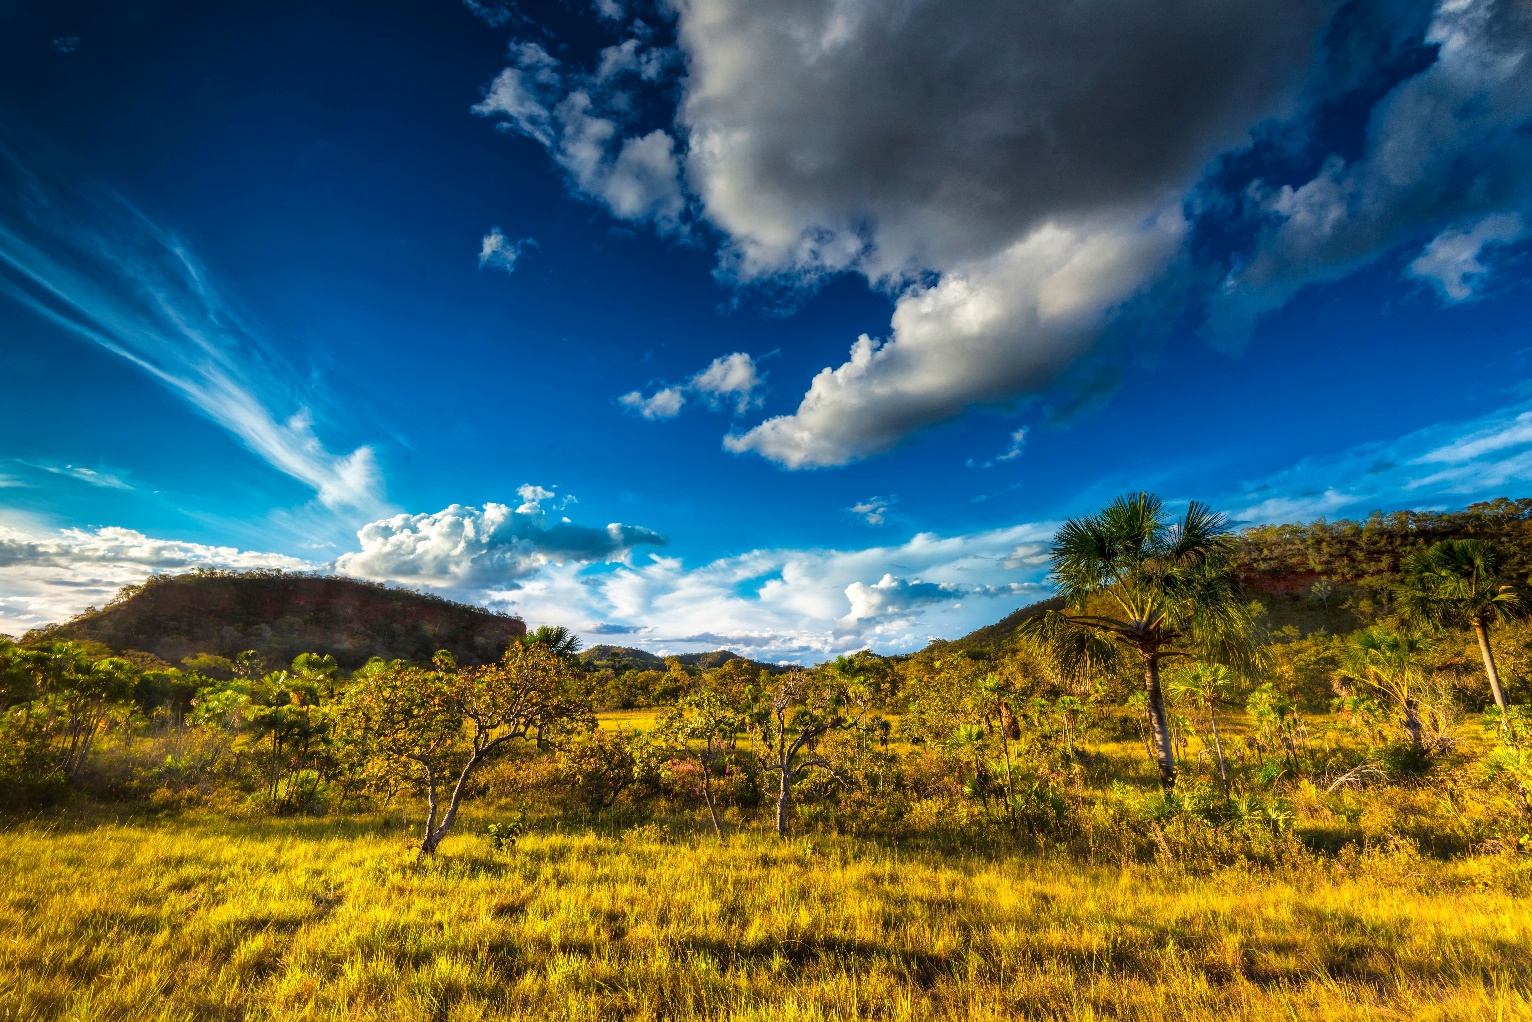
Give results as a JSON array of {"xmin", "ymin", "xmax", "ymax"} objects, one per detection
[{"xmin": 35, "ymin": 570, "xmax": 526, "ymax": 669}]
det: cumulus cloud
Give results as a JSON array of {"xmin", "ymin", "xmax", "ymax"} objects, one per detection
[
  {"xmin": 0, "ymin": 152, "xmax": 386, "ymax": 513},
  {"xmin": 1213, "ymin": 0, "xmax": 1532, "ymax": 340},
  {"xmin": 619, "ymin": 386, "xmax": 687, "ymax": 420},
  {"xmin": 0, "ymin": 520, "xmax": 309, "ymax": 636},
  {"xmin": 335, "ymin": 487, "xmax": 665, "ymax": 589},
  {"xmin": 478, "ymin": 227, "xmax": 534, "ymax": 274},
  {"xmin": 473, "ymin": 41, "xmax": 685, "ymax": 229},
  {"xmin": 724, "ymin": 214, "xmax": 1184, "ymax": 466},
  {"xmin": 844, "ymin": 574, "xmax": 963, "ymax": 622},
  {"xmin": 620, "ymin": 351, "xmax": 764, "ymax": 420}
]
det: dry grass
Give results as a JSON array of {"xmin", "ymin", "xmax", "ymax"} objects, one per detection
[
  {"xmin": 2, "ymin": 813, "xmax": 1530, "ymax": 1021},
  {"xmin": 596, "ymin": 709, "xmax": 663, "ymax": 732}
]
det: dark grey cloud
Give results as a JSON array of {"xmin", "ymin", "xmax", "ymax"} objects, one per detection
[{"xmin": 679, "ymin": 0, "xmax": 1331, "ymax": 281}]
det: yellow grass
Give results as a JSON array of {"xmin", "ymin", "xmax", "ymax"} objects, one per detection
[
  {"xmin": 2, "ymin": 813, "xmax": 1529, "ymax": 1021},
  {"xmin": 596, "ymin": 708, "xmax": 663, "ymax": 732}
]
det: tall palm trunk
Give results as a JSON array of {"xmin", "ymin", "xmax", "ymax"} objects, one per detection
[
  {"xmin": 1143, "ymin": 653, "xmax": 1176, "ymax": 788},
  {"xmin": 1472, "ymin": 616, "xmax": 1509, "ymax": 715}
]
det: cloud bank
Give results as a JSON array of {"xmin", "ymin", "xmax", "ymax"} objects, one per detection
[{"xmin": 0, "ymin": 520, "xmax": 309, "ymax": 637}]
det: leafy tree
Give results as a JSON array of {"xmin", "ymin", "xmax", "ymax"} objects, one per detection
[
  {"xmin": 1394, "ymin": 539, "xmax": 1526, "ymax": 714},
  {"xmin": 749, "ymin": 669, "xmax": 870, "ymax": 837},
  {"xmin": 654, "ymin": 688, "xmax": 743, "ymax": 836},
  {"xmin": 558, "ymin": 728, "xmax": 653, "ymax": 816},
  {"xmin": 1022, "ymin": 493, "xmax": 1258, "ymax": 787},
  {"xmin": 13, "ymin": 642, "xmax": 138, "ymax": 781},
  {"xmin": 1336, "ymin": 626, "xmax": 1436, "ymax": 753},
  {"xmin": 338, "ymin": 644, "xmax": 593, "ymax": 854}
]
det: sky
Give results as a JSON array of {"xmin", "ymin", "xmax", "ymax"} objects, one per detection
[{"xmin": 0, "ymin": 0, "xmax": 1529, "ymax": 661}]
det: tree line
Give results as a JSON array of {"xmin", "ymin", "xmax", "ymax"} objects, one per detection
[{"xmin": 4, "ymin": 493, "xmax": 1532, "ymax": 862}]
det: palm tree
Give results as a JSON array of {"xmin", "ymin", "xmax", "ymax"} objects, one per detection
[
  {"xmin": 1394, "ymin": 539, "xmax": 1525, "ymax": 714},
  {"xmin": 519, "ymin": 625, "xmax": 584, "ymax": 661},
  {"xmin": 1168, "ymin": 663, "xmax": 1232, "ymax": 791},
  {"xmin": 1020, "ymin": 492, "xmax": 1257, "ymax": 788},
  {"xmin": 1336, "ymin": 626, "xmax": 1435, "ymax": 752}
]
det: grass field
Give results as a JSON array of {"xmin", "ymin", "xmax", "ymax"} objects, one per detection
[
  {"xmin": 3, "ymin": 812, "xmax": 1530, "ymax": 1021},
  {"xmin": 596, "ymin": 709, "xmax": 663, "ymax": 732}
]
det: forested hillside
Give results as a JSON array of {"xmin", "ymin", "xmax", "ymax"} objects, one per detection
[
  {"xmin": 943, "ymin": 497, "xmax": 1532, "ymax": 655},
  {"xmin": 33, "ymin": 570, "xmax": 526, "ymax": 668}
]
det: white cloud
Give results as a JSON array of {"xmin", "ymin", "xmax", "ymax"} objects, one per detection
[
  {"xmin": 473, "ymin": 43, "xmax": 687, "ymax": 229},
  {"xmin": 7, "ymin": 460, "xmax": 133, "ymax": 491},
  {"xmin": 335, "ymin": 489, "xmax": 665, "ymax": 589},
  {"xmin": 724, "ymin": 214, "xmax": 1184, "ymax": 467},
  {"xmin": 1408, "ymin": 213, "xmax": 1526, "ymax": 301},
  {"xmin": 0, "ymin": 520, "xmax": 309, "ymax": 637},
  {"xmin": 479, "ymin": 227, "xmax": 534, "ymax": 274},
  {"xmin": 844, "ymin": 574, "xmax": 963, "ymax": 622},
  {"xmin": 619, "ymin": 386, "xmax": 687, "ymax": 420},
  {"xmin": 665, "ymin": 0, "xmax": 1324, "ymax": 466},
  {"xmin": 848, "ymin": 496, "xmax": 894, "ymax": 526},
  {"xmin": 690, "ymin": 352, "xmax": 765, "ymax": 414},
  {"xmin": 620, "ymin": 351, "xmax": 764, "ymax": 420},
  {"xmin": 0, "ymin": 154, "xmax": 386, "ymax": 514}
]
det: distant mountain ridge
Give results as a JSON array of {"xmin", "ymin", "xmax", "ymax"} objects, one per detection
[
  {"xmin": 36, "ymin": 570, "xmax": 526, "ymax": 669},
  {"xmin": 580, "ymin": 645, "xmax": 790, "ymax": 674}
]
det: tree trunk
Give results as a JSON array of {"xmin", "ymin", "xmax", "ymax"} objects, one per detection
[
  {"xmin": 1208, "ymin": 706, "xmax": 1229, "ymax": 792},
  {"xmin": 1402, "ymin": 698, "xmax": 1423, "ymax": 753},
  {"xmin": 1143, "ymin": 654, "xmax": 1176, "ymax": 788},
  {"xmin": 775, "ymin": 764, "xmax": 792, "ymax": 837},
  {"xmin": 422, "ymin": 755, "xmax": 482, "ymax": 854},
  {"xmin": 419, "ymin": 762, "xmax": 441, "ymax": 853},
  {"xmin": 1472, "ymin": 617, "xmax": 1510, "ymax": 716},
  {"xmin": 701, "ymin": 756, "xmax": 724, "ymax": 838},
  {"xmin": 999, "ymin": 727, "xmax": 1016, "ymax": 828}
]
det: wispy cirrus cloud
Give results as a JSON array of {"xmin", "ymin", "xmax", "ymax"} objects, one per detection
[
  {"xmin": 0, "ymin": 152, "xmax": 386, "ymax": 514},
  {"xmin": 1225, "ymin": 400, "xmax": 1532, "ymax": 524}
]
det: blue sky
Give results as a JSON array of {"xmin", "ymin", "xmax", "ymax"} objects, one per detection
[{"xmin": 1, "ymin": 0, "xmax": 1530, "ymax": 660}]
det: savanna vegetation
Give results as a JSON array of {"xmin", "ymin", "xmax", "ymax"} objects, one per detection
[{"xmin": 5, "ymin": 495, "xmax": 1532, "ymax": 1021}]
